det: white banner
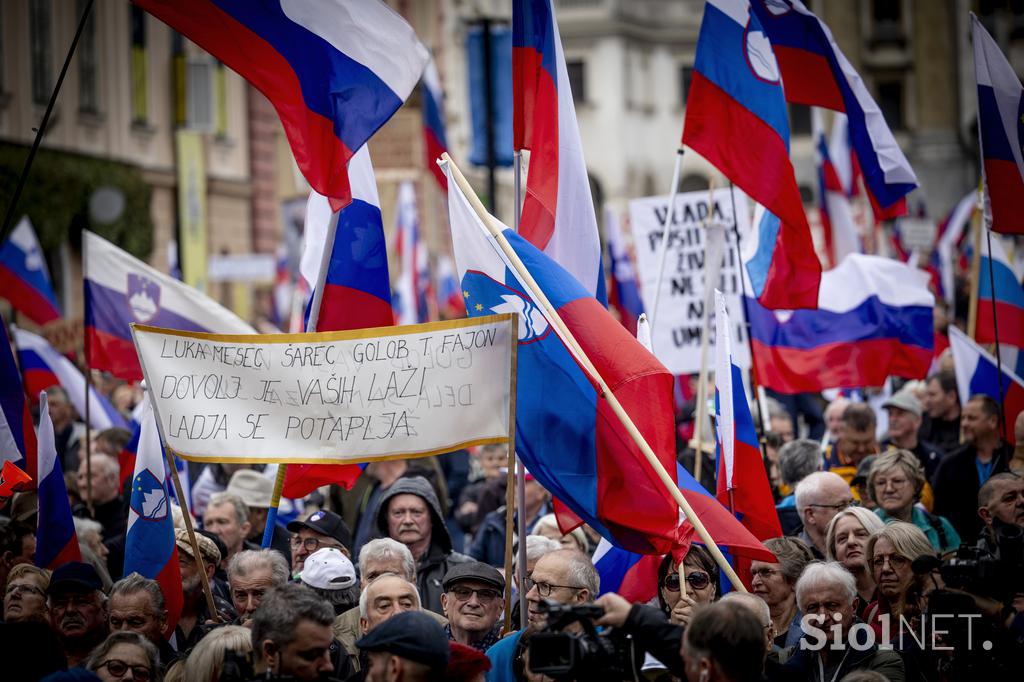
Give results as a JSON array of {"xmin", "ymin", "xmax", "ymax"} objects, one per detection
[
  {"xmin": 629, "ymin": 188, "xmax": 752, "ymax": 375},
  {"xmin": 132, "ymin": 315, "xmax": 516, "ymax": 464}
]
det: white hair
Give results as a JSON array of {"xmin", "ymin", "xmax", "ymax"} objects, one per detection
[
  {"xmin": 73, "ymin": 517, "xmax": 103, "ymax": 540},
  {"xmin": 531, "ymin": 514, "xmax": 588, "ymax": 552},
  {"xmin": 518, "ymin": 535, "xmax": 561, "ymax": 567},
  {"xmin": 795, "ymin": 561, "xmax": 857, "ymax": 608},
  {"xmin": 90, "ymin": 453, "xmax": 120, "ymax": 480},
  {"xmin": 722, "ymin": 591, "xmax": 771, "ymax": 625},
  {"xmin": 226, "ymin": 549, "xmax": 289, "ymax": 587},
  {"xmin": 358, "ymin": 573, "xmax": 419, "ymax": 620},
  {"xmin": 358, "ymin": 538, "xmax": 415, "ymax": 582},
  {"xmin": 795, "ymin": 471, "xmax": 848, "ymax": 513}
]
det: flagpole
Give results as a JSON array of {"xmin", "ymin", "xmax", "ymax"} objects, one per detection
[
  {"xmin": 502, "ymin": 327, "xmax": 519, "ymax": 632},
  {"xmin": 512, "ymin": 149, "xmax": 529, "ymax": 623},
  {"xmin": 262, "ymin": 465, "xmax": 287, "ymax": 549},
  {"xmin": 983, "ymin": 228, "xmax": 1008, "ymax": 434},
  {"xmin": 691, "ymin": 182, "xmax": 721, "ymax": 485},
  {"xmin": 441, "ymin": 154, "xmax": 747, "ymax": 592},
  {"xmin": 967, "ymin": 190, "xmax": 983, "ymax": 338},
  {"xmin": 0, "ymin": 0, "xmax": 95, "ymax": 243},
  {"xmin": 648, "ymin": 147, "xmax": 685, "ymax": 338},
  {"xmin": 82, "ymin": 234, "xmax": 95, "ymax": 518}
]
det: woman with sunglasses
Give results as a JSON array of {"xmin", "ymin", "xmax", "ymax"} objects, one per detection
[
  {"xmin": 749, "ymin": 537, "xmax": 814, "ymax": 650},
  {"xmin": 656, "ymin": 545, "xmax": 718, "ymax": 627},
  {"xmin": 86, "ymin": 631, "xmax": 161, "ymax": 682}
]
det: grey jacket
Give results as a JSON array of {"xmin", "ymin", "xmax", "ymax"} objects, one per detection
[{"xmin": 375, "ymin": 476, "xmax": 472, "ymax": 614}]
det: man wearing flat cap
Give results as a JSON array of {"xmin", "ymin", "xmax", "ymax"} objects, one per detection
[
  {"xmin": 440, "ymin": 561, "xmax": 505, "ymax": 652},
  {"xmin": 226, "ymin": 469, "xmax": 292, "ymax": 566},
  {"xmin": 357, "ymin": 610, "xmax": 451, "ymax": 682},
  {"xmin": 288, "ymin": 509, "xmax": 353, "ymax": 578},
  {"xmin": 173, "ymin": 528, "xmax": 236, "ymax": 650},
  {"xmin": 47, "ymin": 562, "xmax": 109, "ymax": 667}
]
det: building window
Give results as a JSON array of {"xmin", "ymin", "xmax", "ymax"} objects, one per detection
[
  {"xmin": 131, "ymin": 6, "xmax": 149, "ymax": 124},
  {"xmin": 789, "ymin": 104, "xmax": 811, "ymax": 136},
  {"xmin": 77, "ymin": 0, "xmax": 98, "ymax": 114},
  {"xmin": 680, "ymin": 66, "xmax": 693, "ymax": 105},
  {"xmin": 870, "ymin": 0, "xmax": 905, "ymax": 48},
  {"xmin": 566, "ymin": 60, "xmax": 585, "ymax": 103},
  {"xmin": 215, "ymin": 61, "xmax": 228, "ymax": 137},
  {"xmin": 29, "ymin": 0, "xmax": 53, "ymax": 105},
  {"xmin": 877, "ymin": 80, "xmax": 904, "ymax": 130}
]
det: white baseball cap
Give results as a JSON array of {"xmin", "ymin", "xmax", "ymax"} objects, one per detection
[{"xmin": 300, "ymin": 547, "xmax": 356, "ymax": 591}]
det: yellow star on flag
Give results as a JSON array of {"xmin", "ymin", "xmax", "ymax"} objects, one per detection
[
  {"xmin": 475, "ymin": 303, "xmax": 483, "ymax": 311},
  {"xmin": 463, "ymin": 290, "xmax": 470, "ymax": 298}
]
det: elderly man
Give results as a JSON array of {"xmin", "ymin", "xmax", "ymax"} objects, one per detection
[
  {"xmin": 775, "ymin": 439, "xmax": 823, "ymax": 535},
  {"xmin": 486, "ymin": 549, "xmax": 599, "ymax": 677},
  {"xmin": 226, "ymin": 548, "xmax": 289, "ymax": 623},
  {"xmin": 174, "ymin": 528, "xmax": 235, "ymax": 650},
  {"xmin": 251, "ymin": 583, "xmax": 339, "ymax": 682},
  {"xmin": 358, "ymin": 610, "xmax": 451, "ymax": 682},
  {"xmin": 440, "ymin": 562, "xmax": 504, "ymax": 652},
  {"xmin": 977, "ymin": 472, "xmax": 1024, "ymax": 548},
  {"xmin": 203, "ymin": 491, "xmax": 255, "ymax": 568},
  {"xmin": 823, "ymin": 396, "xmax": 852, "ymax": 443},
  {"xmin": 824, "ymin": 404, "xmax": 879, "ymax": 482},
  {"xmin": 75, "ymin": 453, "xmax": 126, "ymax": 544},
  {"xmin": 921, "ymin": 369, "xmax": 962, "ymax": 452},
  {"xmin": 375, "ymin": 476, "xmax": 472, "ymax": 614},
  {"xmin": 882, "ymin": 390, "xmax": 945, "ymax": 480},
  {"xmin": 108, "ymin": 573, "xmax": 175, "ymax": 665},
  {"xmin": 288, "ymin": 508, "xmax": 353, "ymax": 576},
  {"xmin": 47, "ymin": 562, "xmax": 109, "ymax": 667},
  {"xmin": 794, "ymin": 471, "xmax": 854, "ymax": 558},
  {"xmin": 300, "ymin": 547, "xmax": 358, "ymax": 615},
  {"xmin": 227, "ymin": 469, "xmax": 291, "ymax": 565},
  {"xmin": 934, "ymin": 395, "xmax": 1013, "ymax": 539},
  {"xmin": 780, "ymin": 561, "xmax": 904, "ymax": 680}
]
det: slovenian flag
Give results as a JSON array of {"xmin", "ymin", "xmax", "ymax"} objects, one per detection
[
  {"xmin": 0, "ymin": 217, "xmax": 61, "ymax": 326},
  {"xmin": 748, "ymin": 254, "xmax": 934, "ymax": 394},
  {"xmin": 35, "ymin": 391, "xmax": 82, "ymax": 569},
  {"xmin": 513, "ymin": 0, "xmax": 606, "ymax": 303},
  {"xmin": 683, "ymin": 0, "xmax": 820, "ymax": 310},
  {"xmin": 135, "ymin": 0, "xmax": 428, "ymax": 211},
  {"xmin": 84, "ymin": 231, "xmax": 254, "ymax": 381},
  {"xmin": 950, "ymin": 327, "xmax": 1024, "ymax": 445},
  {"xmin": 973, "ymin": 14, "xmax": 1024, "ymax": 235},
  {"xmin": 125, "ymin": 397, "xmax": 183, "ymax": 638},
  {"xmin": 13, "ymin": 327, "xmax": 127, "ymax": 431}
]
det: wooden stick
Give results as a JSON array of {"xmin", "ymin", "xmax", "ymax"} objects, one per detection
[
  {"xmin": 441, "ymin": 154, "xmax": 747, "ymax": 592},
  {"xmin": 967, "ymin": 187, "xmax": 983, "ymax": 339},
  {"xmin": 502, "ymin": 441, "xmax": 516, "ymax": 633},
  {"xmin": 692, "ymin": 184, "xmax": 722, "ymax": 484},
  {"xmin": 678, "ymin": 559, "xmax": 688, "ymax": 599},
  {"xmin": 649, "ymin": 148, "xmax": 686, "ymax": 339}
]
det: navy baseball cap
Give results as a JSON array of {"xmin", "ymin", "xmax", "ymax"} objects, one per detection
[
  {"xmin": 47, "ymin": 562, "xmax": 103, "ymax": 595},
  {"xmin": 355, "ymin": 611, "xmax": 450, "ymax": 671},
  {"xmin": 287, "ymin": 509, "xmax": 353, "ymax": 550}
]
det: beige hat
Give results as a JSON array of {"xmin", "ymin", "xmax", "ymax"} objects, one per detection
[
  {"xmin": 882, "ymin": 390, "xmax": 922, "ymax": 418},
  {"xmin": 10, "ymin": 491, "xmax": 38, "ymax": 523},
  {"xmin": 226, "ymin": 469, "xmax": 273, "ymax": 508},
  {"xmin": 175, "ymin": 528, "xmax": 222, "ymax": 565}
]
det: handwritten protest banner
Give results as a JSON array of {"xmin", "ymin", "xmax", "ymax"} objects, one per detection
[
  {"xmin": 629, "ymin": 188, "xmax": 752, "ymax": 375},
  {"xmin": 132, "ymin": 315, "xmax": 516, "ymax": 464}
]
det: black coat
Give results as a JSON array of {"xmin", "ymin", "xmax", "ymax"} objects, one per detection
[{"xmin": 932, "ymin": 441, "xmax": 1011, "ymax": 540}]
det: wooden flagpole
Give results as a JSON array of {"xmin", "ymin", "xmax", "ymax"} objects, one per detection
[
  {"xmin": 512, "ymin": 150, "xmax": 529, "ymax": 625},
  {"xmin": 502, "ymin": 318, "xmax": 519, "ymax": 632},
  {"xmin": 967, "ymin": 189, "xmax": 983, "ymax": 338},
  {"xmin": 441, "ymin": 154, "xmax": 747, "ymax": 591}
]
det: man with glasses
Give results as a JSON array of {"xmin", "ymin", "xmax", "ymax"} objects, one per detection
[
  {"xmin": 794, "ymin": 471, "xmax": 856, "ymax": 558},
  {"xmin": 440, "ymin": 562, "xmax": 505, "ymax": 651},
  {"xmin": 287, "ymin": 509, "xmax": 353, "ymax": 577},
  {"xmin": 47, "ymin": 562, "xmax": 110, "ymax": 668}
]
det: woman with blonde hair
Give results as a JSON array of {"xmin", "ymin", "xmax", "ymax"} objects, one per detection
[
  {"xmin": 864, "ymin": 521, "xmax": 936, "ymax": 642},
  {"xmin": 3, "ymin": 564, "xmax": 50, "ymax": 624},
  {"xmin": 182, "ymin": 624, "xmax": 253, "ymax": 682},
  {"xmin": 825, "ymin": 506, "xmax": 886, "ymax": 615},
  {"xmin": 868, "ymin": 449, "xmax": 959, "ymax": 553}
]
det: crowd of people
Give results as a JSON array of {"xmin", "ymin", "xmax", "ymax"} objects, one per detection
[{"xmin": 1, "ymin": 364, "xmax": 1023, "ymax": 681}]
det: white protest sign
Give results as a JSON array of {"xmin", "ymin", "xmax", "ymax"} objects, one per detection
[
  {"xmin": 629, "ymin": 188, "xmax": 752, "ymax": 375},
  {"xmin": 132, "ymin": 315, "xmax": 515, "ymax": 464}
]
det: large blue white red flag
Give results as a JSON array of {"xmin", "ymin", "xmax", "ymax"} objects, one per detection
[
  {"xmin": 84, "ymin": 231, "xmax": 254, "ymax": 381},
  {"xmin": 750, "ymin": 1, "xmax": 917, "ymax": 217},
  {"xmin": 0, "ymin": 217, "xmax": 61, "ymax": 326},
  {"xmin": 748, "ymin": 254, "xmax": 934, "ymax": 394},
  {"xmin": 714, "ymin": 291, "xmax": 781, "ymax": 542},
  {"xmin": 125, "ymin": 397, "xmax": 183, "ymax": 637},
  {"xmin": 421, "ymin": 57, "xmax": 449, "ymax": 191},
  {"xmin": 605, "ymin": 207, "xmax": 644, "ymax": 336},
  {"xmin": 135, "ymin": 0, "xmax": 428, "ymax": 212},
  {"xmin": 814, "ymin": 110, "xmax": 859, "ymax": 269},
  {"xmin": 513, "ymin": 0, "xmax": 605, "ymax": 303},
  {"xmin": 0, "ymin": 323, "xmax": 36, "ymax": 477},
  {"xmin": 12, "ymin": 327, "xmax": 127, "ymax": 431},
  {"xmin": 977, "ymin": 230, "xmax": 1024, "ymax": 348},
  {"xmin": 950, "ymin": 327, "xmax": 1024, "ymax": 445},
  {"xmin": 447, "ymin": 160, "xmax": 681, "ymax": 554},
  {"xmin": 683, "ymin": 0, "xmax": 820, "ymax": 310},
  {"xmin": 35, "ymin": 391, "xmax": 81, "ymax": 569},
  {"xmin": 973, "ymin": 15, "xmax": 1024, "ymax": 235},
  {"xmin": 392, "ymin": 182, "xmax": 434, "ymax": 325}
]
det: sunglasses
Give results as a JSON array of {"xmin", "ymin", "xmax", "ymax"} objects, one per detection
[
  {"xmin": 663, "ymin": 571, "xmax": 711, "ymax": 592},
  {"xmin": 97, "ymin": 659, "xmax": 152, "ymax": 682}
]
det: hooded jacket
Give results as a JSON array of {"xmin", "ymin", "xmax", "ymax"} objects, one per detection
[{"xmin": 376, "ymin": 476, "xmax": 472, "ymax": 614}]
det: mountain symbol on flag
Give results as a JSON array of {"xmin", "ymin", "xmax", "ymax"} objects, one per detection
[
  {"xmin": 127, "ymin": 273, "xmax": 161, "ymax": 323},
  {"xmin": 464, "ymin": 271, "xmax": 549, "ymax": 343},
  {"xmin": 131, "ymin": 469, "xmax": 168, "ymax": 520}
]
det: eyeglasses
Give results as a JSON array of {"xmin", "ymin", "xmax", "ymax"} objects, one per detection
[
  {"xmin": 290, "ymin": 536, "xmax": 340, "ymax": 553},
  {"xmin": 523, "ymin": 577, "xmax": 584, "ymax": 598},
  {"xmin": 96, "ymin": 659, "xmax": 153, "ymax": 682},
  {"xmin": 750, "ymin": 567, "xmax": 781, "ymax": 581},
  {"xmin": 662, "ymin": 571, "xmax": 711, "ymax": 592},
  {"xmin": 449, "ymin": 586, "xmax": 502, "ymax": 603},
  {"xmin": 5, "ymin": 583, "xmax": 45, "ymax": 597},
  {"xmin": 871, "ymin": 554, "xmax": 910, "ymax": 570},
  {"xmin": 808, "ymin": 500, "xmax": 858, "ymax": 511}
]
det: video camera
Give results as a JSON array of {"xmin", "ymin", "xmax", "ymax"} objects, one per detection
[
  {"xmin": 936, "ymin": 519, "xmax": 1024, "ymax": 603},
  {"xmin": 527, "ymin": 600, "xmax": 643, "ymax": 681}
]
